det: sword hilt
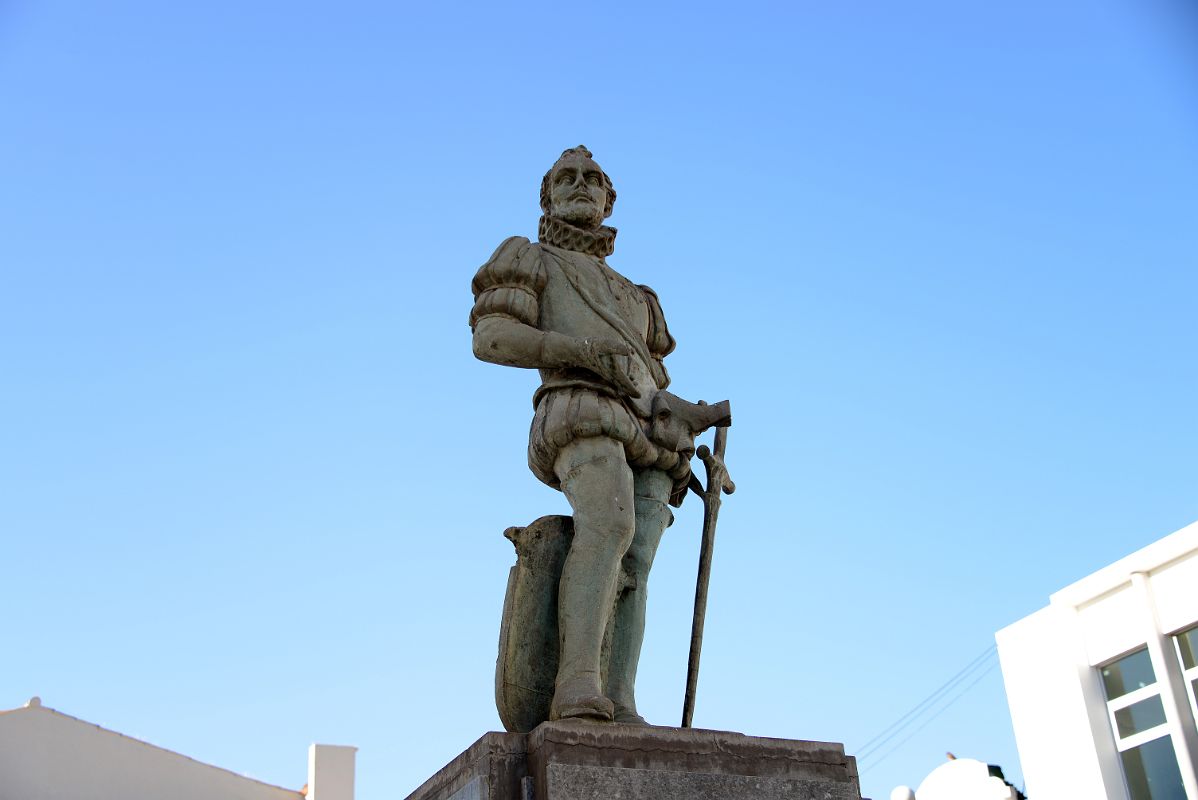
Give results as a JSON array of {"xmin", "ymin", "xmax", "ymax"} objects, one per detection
[{"xmin": 697, "ymin": 437, "xmax": 735, "ymax": 496}]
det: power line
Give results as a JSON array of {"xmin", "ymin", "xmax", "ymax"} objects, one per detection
[
  {"xmin": 854, "ymin": 643, "xmax": 998, "ymax": 762},
  {"xmin": 858, "ymin": 657, "xmax": 1001, "ymax": 775}
]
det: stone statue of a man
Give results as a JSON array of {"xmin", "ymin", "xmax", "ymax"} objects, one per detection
[{"xmin": 470, "ymin": 146, "xmax": 726, "ymax": 726}]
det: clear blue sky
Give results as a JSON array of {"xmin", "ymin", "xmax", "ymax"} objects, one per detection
[{"xmin": 2, "ymin": 2, "xmax": 1196, "ymax": 798}]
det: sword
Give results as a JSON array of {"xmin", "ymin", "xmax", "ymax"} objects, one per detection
[{"xmin": 681, "ymin": 424, "xmax": 735, "ymax": 728}]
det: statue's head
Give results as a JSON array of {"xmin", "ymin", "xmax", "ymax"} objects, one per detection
[{"xmin": 540, "ymin": 145, "xmax": 616, "ymax": 229}]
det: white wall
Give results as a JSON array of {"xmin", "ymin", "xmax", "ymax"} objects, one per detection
[
  {"xmin": 996, "ymin": 520, "xmax": 1198, "ymax": 800},
  {"xmin": 996, "ymin": 605, "xmax": 1116, "ymax": 799},
  {"xmin": 308, "ymin": 743, "xmax": 357, "ymax": 800},
  {"xmin": 1150, "ymin": 549, "xmax": 1198, "ymax": 635},
  {"xmin": 0, "ymin": 702, "xmax": 303, "ymax": 800}
]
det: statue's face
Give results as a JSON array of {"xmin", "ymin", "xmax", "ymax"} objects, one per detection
[{"xmin": 548, "ymin": 156, "xmax": 608, "ymax": 228}]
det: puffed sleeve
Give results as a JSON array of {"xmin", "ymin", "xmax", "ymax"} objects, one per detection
[
  {"xmin": 469, "ymin": 237, "xmax": 548, "ymax": 330},
  {"xmin": 639, "ymin": 284, "xmax": 676, "ymax": 358},
  {"xmin": 638, "ymin": 284, "xmax": 675, "ymax": 389}
]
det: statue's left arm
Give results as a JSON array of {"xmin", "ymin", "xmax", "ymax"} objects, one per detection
[{"xmin": 639, "ymin": 284, "xmax": 676, "ymax": 389}]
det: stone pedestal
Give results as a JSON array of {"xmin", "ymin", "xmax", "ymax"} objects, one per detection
[{"xmin": 404, "ymin": 721, "xmax": 861, "ymax": 800}]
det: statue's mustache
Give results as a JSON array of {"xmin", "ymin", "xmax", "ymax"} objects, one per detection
[{"xmin": 554, "ymin": 202, "xmax": 603, "ymax": 226}]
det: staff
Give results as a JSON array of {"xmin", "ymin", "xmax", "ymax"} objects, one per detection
[{"xmin": 682, "ymin": 424, "xmax": 735, "ymax": 728}]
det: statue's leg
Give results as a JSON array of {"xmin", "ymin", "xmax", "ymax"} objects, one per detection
[
  {"xmin": 551, "ymin": 436, "xmax": 635, "ymax": 722},
  {"xmin": 605, "ymin": 468, "xmax": 673, "ymax": 724}
]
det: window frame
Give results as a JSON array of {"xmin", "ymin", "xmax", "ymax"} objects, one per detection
[
  {"xmin": 1100, "ymin": 648, "xmax": 1173, "ymax": 754},
  {"xmin": 1172, "ymin": 624, "xmax": 1198, "ymax": 731}
]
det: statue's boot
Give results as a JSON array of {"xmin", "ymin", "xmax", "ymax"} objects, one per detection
[
  {"xmin": 605, "ymin": 470, "xmax": 673, "ymax": 726},
  {"xmin": 550, "ymin": 438, "xmax": 636, "ymax": 723},
  {"xmin": 550, "ymin": 674, "xmax": 613, "ymax": 722}
]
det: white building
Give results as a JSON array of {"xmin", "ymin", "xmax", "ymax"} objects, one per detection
[
  {"xmin": 997, "ymin": 519, "xmax": 1198, "ymax": 799},
  {"xmin": 0, "ymin": 698, "xmax": 356, "ymax": 800}
]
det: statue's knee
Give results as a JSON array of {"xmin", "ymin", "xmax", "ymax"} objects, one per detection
[
  {"xmin": 574, "ymin": 503, "xmax": 636, "ymax": 552},
  {"xmin": 606, "ymin": 513, "xmax": 637, "ymax": 549},
  {"xmin": 622, "ymin": 544, "xmax": 652, "ymax": 579},
  {"xmin": 635, "ymin": 495, "xmax": 673, "ymax": 531}
]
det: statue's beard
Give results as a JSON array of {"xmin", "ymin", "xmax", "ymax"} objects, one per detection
[{"xmin": 552, "ymin": 201, "xmax": 604, "ymax": 229}]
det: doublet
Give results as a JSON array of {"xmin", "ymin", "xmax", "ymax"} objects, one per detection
[{"xmin": 470, "ymin": 234, "xmax": 690, "ymax": 495}]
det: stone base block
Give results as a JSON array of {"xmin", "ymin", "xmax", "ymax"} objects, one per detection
[{"xmin": 405, "ymin": 721, "xmax": 861, "ymax": 800}]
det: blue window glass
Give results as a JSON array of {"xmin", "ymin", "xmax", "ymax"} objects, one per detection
[
  {"xmin": 1120, "ymin": 736, "xmax": 1186, "ymax": 800},
  {"xmin": 1114, "ymin": 696, "xmax": 1167, "ymax": 738},
  {"xmin": 1176, "ymin": 626, "xmax": 1197, "ymax": 671},
  {"xmin": 1102, "ymin": 649, "xmax": 1156, "ymax": 700}
]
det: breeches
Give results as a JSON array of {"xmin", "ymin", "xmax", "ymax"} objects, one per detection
[{"xmin": 528, "ymin": 387, "xmax": 690, "ymax": 495}]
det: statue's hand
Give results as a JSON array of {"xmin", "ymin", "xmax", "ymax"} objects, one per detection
[{"xmin": 577, "ymin": 337, "xmax": 642, "ymax": 399}]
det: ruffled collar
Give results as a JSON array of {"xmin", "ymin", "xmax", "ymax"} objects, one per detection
[{"xmin": 538, "ymin": 214, "xmax": 617, "ymax": 258}]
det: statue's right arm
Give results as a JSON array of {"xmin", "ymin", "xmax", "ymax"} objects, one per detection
[
  {"xmin": 472, "ymin": 315, "xmax": 581, "ymax": 370},
  {"xmin": 473, "ymin": 316, "xmax": 638, "ymax": 398},
  {"xmin": 469, "ymin": 238, "xmax": 638, "ymax": 395},
  {"xmin": 470, "ymin": 237, "xmax": 564, "ymax": 369}
]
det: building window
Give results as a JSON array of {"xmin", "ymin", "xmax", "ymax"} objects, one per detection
[
  {"xmin": 1175, "ymin": 625, "xmax": 1198, "ymax": 730},
  {"xmin": 1100, "ymin": 647, "xmax": 1187, "ymax": 800}
]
